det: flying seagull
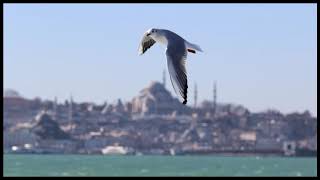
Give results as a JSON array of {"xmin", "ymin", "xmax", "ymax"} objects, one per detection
[{"xmin": 138, "ymin": 28, "xmax": 203, "ymax": 105}]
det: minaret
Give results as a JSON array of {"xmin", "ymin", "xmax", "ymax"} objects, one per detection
[
  {"xmin": 212, "ymin": 81, "xmax": 217, "ymax": 119},
  {"xmin": 69, "ymin": 94, "xmax": 73, "ymax": 123},
  {"xmin": 162, "ymin": 69, "xmax": 166, "ymax": 88},
  {"xmin": 194, "ymin": 82, "xmax": 198, "ymax": 108},
  {"xmin": 53, "ymin": 96, "xmax": 57, "ymax": 120}
]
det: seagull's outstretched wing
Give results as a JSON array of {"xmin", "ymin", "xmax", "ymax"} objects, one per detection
[
  {"xmin": 166, "ymin": 47, "xmax": 188, "ymax": 104},
  {"xmin": 138, "ymin": 32, "xmax": 156, "ymax": 55}
]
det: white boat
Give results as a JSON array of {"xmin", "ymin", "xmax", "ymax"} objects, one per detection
[{"xmin": 101, "ymin": 145, "xmax": 127, "ymax": 155}]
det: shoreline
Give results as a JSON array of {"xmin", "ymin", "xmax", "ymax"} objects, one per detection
[{"xmin": 3, "ymin": 152, "xmax": 317, "ymax": 158}]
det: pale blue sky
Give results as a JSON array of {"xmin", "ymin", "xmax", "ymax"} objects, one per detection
[{"xmin": 4, "ymin": 4, "xmax": 317, "ymax": 116}]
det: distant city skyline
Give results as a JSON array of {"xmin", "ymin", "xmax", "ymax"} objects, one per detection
[{"xmin": 4, "ymin": 4, "xmax": 317, "ymax": 116}]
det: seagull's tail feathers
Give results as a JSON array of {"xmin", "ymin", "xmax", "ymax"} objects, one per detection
[{"xmin": 185, "ymin": 41, "xmax": 203, "ymax": 53}]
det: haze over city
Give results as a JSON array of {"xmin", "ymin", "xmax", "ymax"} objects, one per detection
[{"xmin": 4, "ymin": 4, "xmax": 317, "ymax": 116}]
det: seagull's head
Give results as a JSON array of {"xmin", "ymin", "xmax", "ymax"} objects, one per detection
[{"xmin": 146, "ymin": 28, "xmax": 160, "ymax": 38}]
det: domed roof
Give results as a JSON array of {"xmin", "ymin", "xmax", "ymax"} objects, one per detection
[
  {"xmin": 138, "ymin": 81, "xmax": 174, "ymax": 102},
  {"xmin": 131, "ymin": 81, "xmax": 190, "ymax": 115},
  {"xmin": 4, "ymin": 88, "xmax": 22, "ymax": 98}
]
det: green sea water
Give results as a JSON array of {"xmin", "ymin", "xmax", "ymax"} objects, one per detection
[{"xmin": 3, "ymin": 154, "xmax": 317, "ymax": 176}]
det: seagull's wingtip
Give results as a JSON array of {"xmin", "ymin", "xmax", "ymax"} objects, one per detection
[{"xmin": 182, "ymin": 100, "xmax": 187, "ymax": 105}]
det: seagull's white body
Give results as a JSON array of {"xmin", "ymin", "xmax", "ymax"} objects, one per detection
[{"xmin": 138, "ymin": 28, "xmax": 203, "ymax": 104}]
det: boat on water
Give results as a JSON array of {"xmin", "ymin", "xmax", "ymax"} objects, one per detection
[{"xmin": 101, "ymin": 145, "xmax": 127, "ymax": 155}]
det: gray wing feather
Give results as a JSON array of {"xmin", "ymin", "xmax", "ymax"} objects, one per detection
[{"xmin": 166, "ymin": 47, "xmax": 188, "ymax": 104}]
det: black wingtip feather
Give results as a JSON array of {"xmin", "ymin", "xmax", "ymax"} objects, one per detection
[
  {"xmin": 182, "ymin": 100, "xmax": 187, "ymax": 105},
  {"xmin": 182, "ymin": 83, "xmax": 188, "ymax": 105},
  {"xmin": 187, "ymin": 49, "xmax": 196, "ymax": 54}
]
